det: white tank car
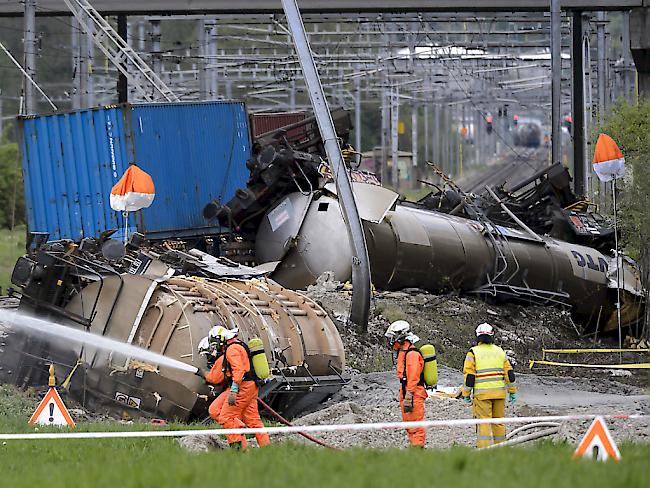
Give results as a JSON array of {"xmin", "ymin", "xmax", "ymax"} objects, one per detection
[{"xmin": 257, "ymin": 186, "xmax": 643, "ymax": 333}]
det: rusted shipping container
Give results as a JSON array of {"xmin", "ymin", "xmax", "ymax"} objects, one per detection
[{"xmin": 250, "ymin": 111, "xmax": 307, "ymax": 140}]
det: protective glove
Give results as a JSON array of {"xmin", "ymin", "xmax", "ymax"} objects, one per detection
[
  {"xmin": 463, "ymin": 395, "xmax": 472, "ymax": 405},
  {"xmin": 403, "ymin": 391, "xmax": 414, "ymax": 413},
  {"xmin": 194, "ymin": 368, "xmax": 207, "ymax": 380},
  {"xmin": 228, "ymin": 383, "xmax": 239, "ymax": 406},
  {"xmin": 509, "ymin": 392, "xmax": 518, "ymax": 404}
]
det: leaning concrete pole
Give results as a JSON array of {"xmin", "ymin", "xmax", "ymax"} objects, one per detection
[{"xmin": 281, "ymin": 0, "xmax": 371, "ymax": 331}]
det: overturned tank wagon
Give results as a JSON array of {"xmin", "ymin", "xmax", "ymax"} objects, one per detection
[
  {"xmin": 2, "ymin": 242, "xmax": 345, "ymax": 420},
  {"xmin": 258, "ymin": 188, "xmax": 643, "ymax": 333},
  {"xmin": 215, "ymin": 117, "xmax": 644, "ymax": 335}
]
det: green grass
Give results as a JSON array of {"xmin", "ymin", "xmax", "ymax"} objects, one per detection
[
  {"xmin": 1, "ymin": 387, "xmax": 647, "ymax": 488},
  {"xmin": 0, "ymin": 225, "xmax": 25, "ymax": 293},
  {"xmin": 0, "ymin": 436, "xmax": 646, "ymax": 488}
]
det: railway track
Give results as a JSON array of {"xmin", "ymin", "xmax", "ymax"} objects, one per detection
[{"xmin": 460, "ymin": 146, "xmax": 549, "ymax": 194}]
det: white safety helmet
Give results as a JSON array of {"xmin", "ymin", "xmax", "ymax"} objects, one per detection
[
  {"xmin": 208, "ymin": 325, "xmax": 227, "ymax": 345},
  {"xmin": 208, "ymin": 325, "xmax": 239, "ymax": 347},
  {"xmin": 197, "ymin": 336, "xmax": 211, "ymax": 355},
  {"xmin": 385, "ymin": 320, "xmax": 419, "ymax": 347},
  {"xmin": 221, "ymin": 327, "xmax": 239, "ymax": 341},
  {"xmin": 476, "ymin": 322, "xmax": 495, "ymax": 337}
]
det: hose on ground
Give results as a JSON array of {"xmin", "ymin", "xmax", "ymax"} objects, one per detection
[
  {"xmin": 258, "ymin": 398, "xmax": 339, "ymax": 450},
  {"xmin": 506, "ymin": 422, "xmax": 561, "ymax": 440},
  {"xmin": 482, "ymin": 427, "xmax": 560, "ymax": 449}
]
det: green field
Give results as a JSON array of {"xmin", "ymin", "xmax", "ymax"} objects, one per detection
[
  {"xmin": 0, "ymin": 387, "xmax": 646, "ymax": 488},
  {"xmin": 1, "ymin": 432, "xmax": 646, "ymax": 488},
  {"xmin": 0, "ymin": 225, "xmax": 25, "ymax": 293}
]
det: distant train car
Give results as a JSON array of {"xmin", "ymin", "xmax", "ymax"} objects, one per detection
[{"xmin": 512, "ymin": 118, "xmax": 543, "ymax": 147}]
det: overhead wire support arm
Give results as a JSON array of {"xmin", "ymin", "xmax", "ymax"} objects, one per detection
[
  {"xmin": 62, "ymin": 0, "xmax": 180, "ymax": 103},
  {"xmin": 281, "ymin": 0, "xmax": 371, "ymax": 331}
]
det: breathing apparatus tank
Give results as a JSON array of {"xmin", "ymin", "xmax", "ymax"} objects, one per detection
[
  {"xmin": 419, "ymin": 344, "xmax": 438, "ymax": 387},
  {"xmin": 248, "ymin": 337, "xmax": 271, "ymax": 380}
]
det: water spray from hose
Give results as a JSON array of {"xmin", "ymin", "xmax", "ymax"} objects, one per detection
[{"xmin": 0, "ymin": 310, "xmax": 199, "ymax": 374}]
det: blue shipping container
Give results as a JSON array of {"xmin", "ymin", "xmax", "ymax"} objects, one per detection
[{"xmin": 19, "ymin": 101, "xmax": 252, "ymax": 241}]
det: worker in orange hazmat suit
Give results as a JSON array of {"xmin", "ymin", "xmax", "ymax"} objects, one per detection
[
  {"xmin": 385, "ymin": 320, "xmax": 427, "ymax": 447},
  {"xmin": 198, "ymin": 326, "xmax": 270, "ymax": 450}
]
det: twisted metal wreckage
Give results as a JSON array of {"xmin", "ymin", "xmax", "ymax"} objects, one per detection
[
  {"xmin": 218, "ymin": 113, "xmax": 644, "ymax": 334},
  {"xmin": 0, "ymin": 111, "xmax": 644, "ymax": 421}
]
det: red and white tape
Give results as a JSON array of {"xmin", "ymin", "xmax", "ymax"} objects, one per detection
[{"xmin": 0, "ymin": 413, "xmax": 646, "ymax": 440}]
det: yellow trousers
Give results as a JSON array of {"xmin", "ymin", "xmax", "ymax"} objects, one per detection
[{"xmin": 472, "ymin": 397, "xmax": 506, "ymax": 448}]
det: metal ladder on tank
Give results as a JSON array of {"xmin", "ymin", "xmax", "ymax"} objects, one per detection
[
  {"xmin": 63, "ymin": 0, "xmax": 180, "ymax": 103},
  {"xmin": 473, "ymin": 203, "xmax": 572, "ymax": 306}
]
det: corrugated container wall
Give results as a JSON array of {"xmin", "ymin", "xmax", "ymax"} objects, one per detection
[
  {"xmin": 250, "ymin": 111, "xmax": 307, "ymax": 140},
  {"xmin": 19, "ymin": 102, "xmax": 252, "ymax": 241}
]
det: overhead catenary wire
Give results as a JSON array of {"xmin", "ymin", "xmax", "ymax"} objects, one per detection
[
  {"xmin": 0, "ymin": 40, "xmax": 57, "ymax": 110},
  {"xmin": 0, "ymin": 10, "xmax": 620, "ymax": 161}
]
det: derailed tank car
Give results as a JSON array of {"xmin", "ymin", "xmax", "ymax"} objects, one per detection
[
  {"xmin": 3, "ymin": 241, "xmax": 345, "ymax": 420},
  {"xmin": 259, "ymin": 189, "xmax": 643, "ymax": 333},
  {"xmin": 216, "ymin": 117, "xmax": 644, "ymax": 335}
]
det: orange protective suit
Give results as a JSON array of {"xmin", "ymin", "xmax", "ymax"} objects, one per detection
[
  {"xmin": 205, "ymin": 356, "xmax": 227, "ymax": 421},
  {"xmin": 215, "ymin": 339, "xmax": 270, "ymax": 448},
  {"xmin": 395, "ymin": 341, "xmax": 427, "ymax": 447}
]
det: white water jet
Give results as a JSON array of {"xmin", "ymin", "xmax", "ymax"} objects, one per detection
[{"xmin": 0, "ymin": 309, "xmax": 198, "ymax": 374}]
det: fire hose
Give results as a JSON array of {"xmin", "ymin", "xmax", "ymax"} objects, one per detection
[
  {"xmin": 481, "ymin": 422, "xmax": 561, "ymax": 449},
  {"xmin": 258, "ymin": 398, "xmax": 338, "ymax": 450}
]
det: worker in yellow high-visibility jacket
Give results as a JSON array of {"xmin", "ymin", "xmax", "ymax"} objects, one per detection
[{"xmin": 462, "ymin": 322, "xmax": 517, "ymax": 448}]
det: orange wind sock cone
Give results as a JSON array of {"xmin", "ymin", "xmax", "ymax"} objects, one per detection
[
  {"xmin": 592, "ymin": 133, "xmax": 625, "ymax": 182},
  {"xmin": 110, "ymin": 164, "xmax": 156, "ymax": 212}
]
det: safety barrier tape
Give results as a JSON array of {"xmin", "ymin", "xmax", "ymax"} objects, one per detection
[
  {"xmin": 529, "ymin": 360, "xmax": 650, "ymax": 369},
  {"xmin": 0, "ymin": 413, "xmax": 646, "ymax": 441},
  {"xmin": 542, "ymin": 348, "xmax": 650, "ymax": 354}
]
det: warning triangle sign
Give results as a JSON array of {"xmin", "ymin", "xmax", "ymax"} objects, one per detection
[
  {"xmin": 29, "ymin": 387, "xmax": 76, "ymax": 428},
  {"xmin": 573, "ymin": 416, "xmax": 620, "ymax": 462}
]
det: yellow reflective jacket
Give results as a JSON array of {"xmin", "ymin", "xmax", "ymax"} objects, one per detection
[{"xmin": 462, "ymin": 343, "xmax": 517, "ymax": 400}]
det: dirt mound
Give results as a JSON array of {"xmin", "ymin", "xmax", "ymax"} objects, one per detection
[
  {"xmin": 291, "ymin": 390, "xmax": 531, "ymax": 449},
  {"xmin": 289, "ymin": 369, "xmax": 650, "ymax": 449},
  {"xmin": 305, "ymin": 277, "xmax": 649, "ymax": 388},
  {"xmin": 294, "ymin": 398, "xmax": 478, "ymax": 449}
]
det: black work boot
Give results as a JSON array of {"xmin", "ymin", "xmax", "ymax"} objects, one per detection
[{"xmin": 229, "ymin": 441, "xmax": 243, "ymax": 450}]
